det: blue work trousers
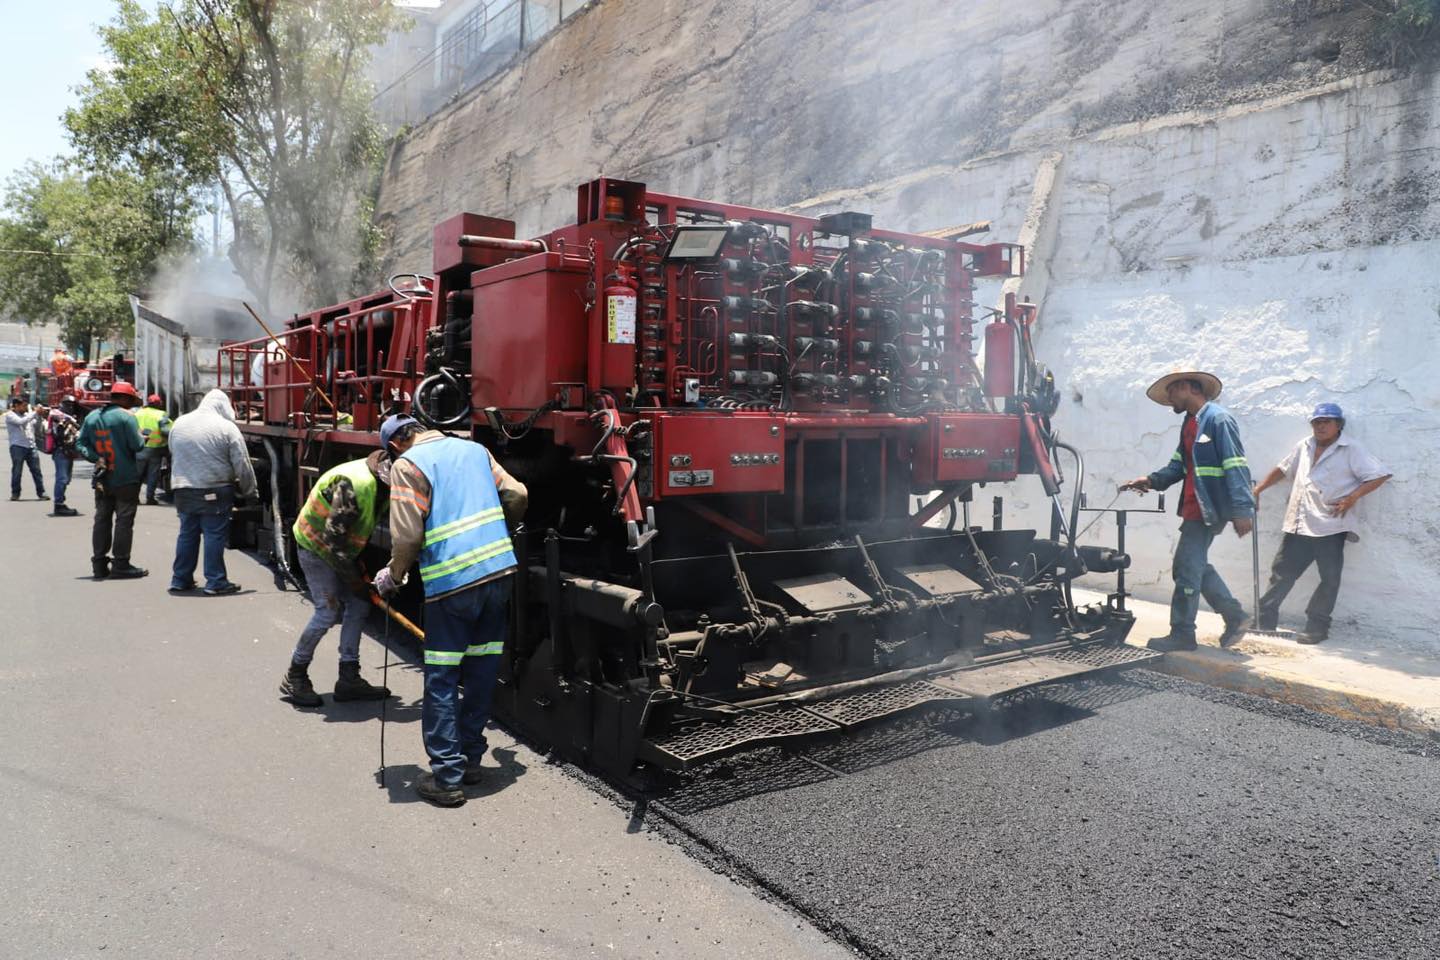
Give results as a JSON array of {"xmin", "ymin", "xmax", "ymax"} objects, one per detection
[
  {"xmin": 171, "ymin": 486, "xmax": 235, "ymax": 591},
  {"xmin": 1169, "ymin": 519, "xmax": 1246, "ymax": 640},
  {"xmin": 10, "ymin": 444, "xmax": 43, "ymax": 498},
  {"xmin": 421, "ymin": 577, "xmax": 510, "ymax": 789},
  {"xmin": 52, "ymin": 453, "xmax": 72, "ymax": 507},
  {"xmin": 292, "ymin": 548, "xmax": 370, "ymax": 665}
]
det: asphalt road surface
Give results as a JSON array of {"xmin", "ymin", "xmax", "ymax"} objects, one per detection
[
  {"xmin": 7, "ymin": 458, "xmax": 1436, "ymax": 960},
  {"xmin": 646, "ymin": 674, "xmax": 1439, "ymax": 959},
  {"xmin": 0, "ymin": 462, "xmax": 848, "ymax": 960}
]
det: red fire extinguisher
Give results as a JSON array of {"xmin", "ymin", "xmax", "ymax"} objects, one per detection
[{"xmin": 604, "ymin": 264, "xmax": 637, "ymax": 346}]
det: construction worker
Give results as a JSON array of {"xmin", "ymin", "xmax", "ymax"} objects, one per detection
[
  {"xmin": 1121, "ymin": 371, "xmax": 1255, "ymax": 651},
  {"xmin": 76, "ymin": 381, "xmax": 148, "ymax": 580},
  {"xmin": 279, "ymin": 450, "xmax": 395, "ymax": 707},
  {"xmin": 1251, "ymin": 403, "xmax": 1392, "ymax": 644},
  {"xmin": 373, "ymin": 414, "xmax": 528, "ymax": 807},
  {"xmin": 6, "ymin": 395, "xmax": 47, "ymax": 501},
  {"xmin": 133, "ymin": 394, "xmax": 171, "ymax": 505},
  {"xmin": 167, "ymin": 389, "xmax": 257, "ymax": 595},
  {"xmin": 47, "ymin": 396, "xmax": 82, "ymax": 517}
]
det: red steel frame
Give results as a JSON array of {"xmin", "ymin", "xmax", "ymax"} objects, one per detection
[{"xmin": 223, "ymin": 178, "xmax": 1039, "ymax": 548}]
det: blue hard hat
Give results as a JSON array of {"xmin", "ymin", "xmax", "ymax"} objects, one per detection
[
  {"xmin": 379, "ymin": 414, "xmax": 419, "ymax": 450},
  {"xmin": 1309, "ymin": 402, "xmax": 1344, "ymax": 422}
]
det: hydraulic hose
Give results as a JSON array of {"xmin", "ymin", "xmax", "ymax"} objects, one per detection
[
  {"xmin": 1049, "ymin": 438, "xmax": 1087, "ymax": 615},
  {"xmin": 261, "ymin": 437, "xmax": 297, "ymax": 588},
  {"xmin": 415, "ymin": 368, "xmax": 472, "ymax": 429},
  {"xmin": 1051, "ymin": 439, "xmax": 1085, "ymax": 555}
]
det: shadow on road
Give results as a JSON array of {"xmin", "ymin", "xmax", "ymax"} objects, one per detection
[
  {"xmin": 319, "ymin": 695, "xmax": 423, "ymax": 725},
  {"xmin": 377, "ymin": 748, "xmax": 529, "ymax": 805}
]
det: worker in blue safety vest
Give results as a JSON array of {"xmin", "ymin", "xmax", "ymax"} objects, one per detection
[{"xmin": 373, "ymin": 415, "xmax": 528, "ymax": 807}]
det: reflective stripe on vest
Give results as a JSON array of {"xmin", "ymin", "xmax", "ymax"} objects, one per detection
[
  {"xmin": 401, "ymin": 436, "xmax": 516, "ymax": 598},
  {"xmin": 422, "ymin": 642, "xmax": 504, "ymax": 667},
  {"xmin": 133, "ymin": 407, "xmax": 168, "ymax": 448},
  {"xmin": 291, "ymin": 459, "xmax": 380, "ymax": 562}
]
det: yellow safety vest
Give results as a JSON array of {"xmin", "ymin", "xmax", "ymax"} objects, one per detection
[
  {"xmin": 291, "ymin": 460, "xmax": 384, "ymax": 565},
  {"xmin": 133, "ymin": 406, "xmax": 169, "ymax": 449}
]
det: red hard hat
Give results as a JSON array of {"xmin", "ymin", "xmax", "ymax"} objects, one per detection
[
  {"xmin": 148, "ymin": 393, "xmax": 162, "ymax": 404},
  {"xmin": 110, "ymin": 381, "xmax": 139, "ymax": 399}
]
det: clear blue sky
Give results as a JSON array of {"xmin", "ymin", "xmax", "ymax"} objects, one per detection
[{"xmin": 0, "ymin": 0, "xmax": 144, "ymax": 190}]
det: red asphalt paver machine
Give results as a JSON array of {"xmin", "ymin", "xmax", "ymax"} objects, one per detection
[{"xmin": 225, "ymin": 178, "xmax": 1159, "ymax": 784}]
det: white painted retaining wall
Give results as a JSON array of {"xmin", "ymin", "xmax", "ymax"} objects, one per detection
[{"xmin": 797, "ymin": 72, "xmax": 1440, "ymax": 657}]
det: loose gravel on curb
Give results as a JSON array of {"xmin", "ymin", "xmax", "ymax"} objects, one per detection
[{"xmin": 626, "ymin": 671, "xmax": 1440, "ymax": 960}]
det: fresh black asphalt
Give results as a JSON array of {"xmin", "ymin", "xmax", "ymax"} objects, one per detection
[{"xmin": 641, "ymin": 672, "xmax": 1440, "ymax": 960}]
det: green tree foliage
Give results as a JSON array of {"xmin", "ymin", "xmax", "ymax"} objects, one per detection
[
  {"xmin": 67, "ymin": 0, "xmax": 401, "ymax": 313},
  {"xmin": 1368, "ymin": 0, "xmax": 1440, "ymax": 62},
  {"xmin": 0, "ymin": 163, "xmax": 194, "ymax": 357}
]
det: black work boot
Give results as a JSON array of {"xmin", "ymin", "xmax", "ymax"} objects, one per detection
[
  {"xmin": 1219, "ymin": 613, "xmax": 1253, "ymax": 648},
  {"xmin": 91, "ymin": 557, "xmax": 111, "ymax": 580},
  {"xmin": 1146, "ymin": 633, "xmax": 1198, "ymax": 653},
  {"xmin": 108, "ymin": 562, "xmax": 149, "ymax": 580},
  {"xmin": 416, "ymin": 772, "xmax": 465, "ymax": 808},
  {"xmin": 279, "ymin": 662, "xmax": 324, "ymax": 708},
  {"xmin": 332, "ymin": 661, "xmax": 391, "ymax": 701}
]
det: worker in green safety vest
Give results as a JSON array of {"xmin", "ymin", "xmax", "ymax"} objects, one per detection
[
  {"xmin": 132, "ymin": 394, "xmax": 171, "ymax": 505},
  {"xmin": 279, "ymin": 449, "xmax": 395, "ymax": 708}
]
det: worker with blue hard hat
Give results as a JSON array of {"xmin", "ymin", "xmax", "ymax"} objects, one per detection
[
  {"xmin": 373, "ymin": 412, "xmax": 528, "ymax": 807},
  {"xmin": 1251, "ymin": 402, "xmax": 1392, "ymax": 644},
  {"xmin": 379, "ymin": 413, "xmax": 418, "ymax": 451}
]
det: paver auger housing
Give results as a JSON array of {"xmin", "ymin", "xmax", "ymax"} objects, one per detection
[{"xmin": 225, "ymin": 178, "xmax": 1157, "ymax": 781}]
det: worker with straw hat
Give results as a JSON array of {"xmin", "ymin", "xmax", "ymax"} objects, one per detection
[{"xmin": 1121, "ymin": 371, "xmax": 1256, "ymax": 652}]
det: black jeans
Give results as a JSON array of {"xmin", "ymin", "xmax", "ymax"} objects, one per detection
[
  {"xmin": 93, "ymin": 483, "xmax": 141, "ymax": 564},
  {"xmin": 1258, "ymin": 532, "xmax": 1347, "ymax": 637}
]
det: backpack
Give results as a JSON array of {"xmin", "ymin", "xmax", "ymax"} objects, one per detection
[{"xmin": 49, "ymin": 413, "xmax": 78, "ymax": 457}]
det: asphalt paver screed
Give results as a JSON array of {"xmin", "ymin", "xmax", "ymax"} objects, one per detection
[{"xmin": 645, "ymin": 672, "xmax": 1440, "ymax": 960}]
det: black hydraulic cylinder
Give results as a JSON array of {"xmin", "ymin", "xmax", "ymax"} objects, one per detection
[{"xmin": 527, "ymin": 567, "xmax": 664, "ymax": 629}]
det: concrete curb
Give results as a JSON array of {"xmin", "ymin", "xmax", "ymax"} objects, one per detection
[{"xmin": 1131, "ymin": 641, "xmax": 1440, "ymax": 741}]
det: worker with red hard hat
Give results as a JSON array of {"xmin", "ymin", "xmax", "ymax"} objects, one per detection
[
  {"xmin": 1251, "ymin": 402, "xmax": 1392, "ymax": 644},
  {"xmin": 133, "ymin": 393, "xmax": 172, "ymax": 505},
  {"xmin": 75, "ymin": 380, "xmax": 149, "ymax": 580}
]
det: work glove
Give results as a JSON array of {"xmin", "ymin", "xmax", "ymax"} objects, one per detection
[{"xmin": 373, "ymin": 565, "xmax": 401, "ymax": 599}]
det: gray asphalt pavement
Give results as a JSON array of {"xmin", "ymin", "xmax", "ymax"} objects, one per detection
[
  {"xmin": 647, "ymin": 674, "xmax": 1440, "ymax": 960},
  {"xmin": 0, "ymin": 459, "xmax": 850, "ymax": 960},
  {"xmin": 8, "ymin": 456, "xmax": 1438, "ymax": 960}
]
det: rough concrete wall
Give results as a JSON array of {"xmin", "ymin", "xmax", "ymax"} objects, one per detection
[
  {"xmin": 376, "ymin": 0, "xmax": 1379, "ymax": 263},
  {"xmin": 374, "ymin": 0, "xmax": 1439, "ymax": 656}
]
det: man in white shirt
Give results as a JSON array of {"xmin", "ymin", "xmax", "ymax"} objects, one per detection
[
  {"xmin": 1251, "ymin": 403, "xmax": 1391, "ymax": 644},
  {"xmin": 6, "ymin": 395, "xmax": 48, "ymax": 501}
]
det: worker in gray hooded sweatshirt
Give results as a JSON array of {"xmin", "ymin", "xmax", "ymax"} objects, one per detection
[{"xmin": 167, "ymin": 389, "xmax": 257, "ymax": 595}]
